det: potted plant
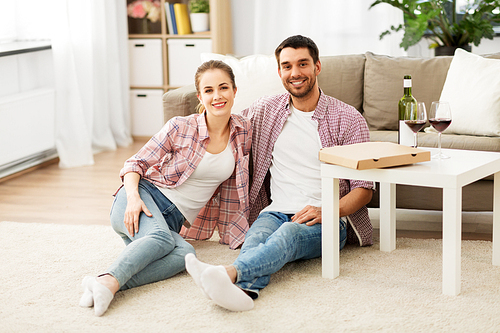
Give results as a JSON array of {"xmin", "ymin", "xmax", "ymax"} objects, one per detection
[
  {"xmin": 369, "ymin": 0, "xmax": 500, "ymax": 55},
  {"xmin": 189, "ymin": 0, "xmax": 210, "ymax": 33}
]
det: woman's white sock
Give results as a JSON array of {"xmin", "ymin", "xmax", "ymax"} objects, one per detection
[
  {"xmin": 92, "ymin": 279, "xmax": 114, "ymax": 317},
  {"xmin": 79, "ymin": 276, "xmax": 95, "ymax": 307},
  {"xmin": 200, "ymin": 266, "xmax": 254, "ymax": 312},
  {"xmin": 185, "ymin": 253, "xmax": 212, "ymax": 299}
]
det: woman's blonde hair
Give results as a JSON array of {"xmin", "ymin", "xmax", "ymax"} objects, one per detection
[{"xmin": 194, "ymin": 60, "xmax": 236, "ymax": 114}]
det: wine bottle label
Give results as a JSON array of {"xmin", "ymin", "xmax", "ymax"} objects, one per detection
[
  {"xmin": 404, "ymin": 79, "xmax": 412, "ymax": 88},
  {"xmin": 399, "ymin": 120, "xmax": 414, "ymax": 146}
]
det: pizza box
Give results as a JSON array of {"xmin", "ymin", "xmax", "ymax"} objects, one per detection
[{"xmin": 319, "ymin": 142, "xmax": 431, "ymax": 170}]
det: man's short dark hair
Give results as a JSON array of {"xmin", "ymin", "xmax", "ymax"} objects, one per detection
[{"xmin": 274, "ymin": 35, "xmax": 320, "ymax": 66}]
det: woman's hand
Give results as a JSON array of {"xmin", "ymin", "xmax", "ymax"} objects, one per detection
[
  {"xmin": 122, "ymin": 172, "xmax": 152, "ymax": 237},
  {"xmin": 124, "ymin": 193, "xmax": 152, "ymax": 237}
]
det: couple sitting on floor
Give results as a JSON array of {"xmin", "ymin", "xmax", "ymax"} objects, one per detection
[{"xmin": 79, "ymin": 35, "xmax": 374, "ymax": 316}]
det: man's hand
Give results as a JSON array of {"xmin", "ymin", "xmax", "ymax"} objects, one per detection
[{"xmin": 291, "ymin": 205, "xmax": 322, "ymax": 226}]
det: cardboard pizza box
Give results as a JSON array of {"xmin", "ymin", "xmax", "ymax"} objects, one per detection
[{"xmin": 319, "ymin": 142, "xmax": 431, "ymax": 170}]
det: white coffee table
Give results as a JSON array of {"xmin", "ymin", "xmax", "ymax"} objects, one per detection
[{"xmin": 321, "ymin": 147, "xmax": 500, "ymax": 295}]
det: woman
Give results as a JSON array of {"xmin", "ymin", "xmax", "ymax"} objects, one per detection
[{"xmin": 79, "ymin": 60, "xmax": 252, "ymax": 316}]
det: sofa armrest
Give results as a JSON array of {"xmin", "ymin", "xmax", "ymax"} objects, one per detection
[{"xmin": 162, "ymin": 84, "xmax": 199, "ymax": 123}]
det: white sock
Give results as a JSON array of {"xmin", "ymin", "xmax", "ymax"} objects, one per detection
[
  {"xmin": 79, "ymin": 276, "xmax": 94, "ymax": 308},
  {"xmin": 92, "ymin": 279, "xmax": 114, "ymax": 317},
  {"xmin": 200, "ymin": 266, "xmax": 254, "ymax": 312},
  {"xmin": 185, "ymin": 253, "xmax": 212, "ymax": 299}
]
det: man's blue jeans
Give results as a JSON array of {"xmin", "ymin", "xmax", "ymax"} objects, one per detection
[
  {"xmin": 107, "ymin": 179, "xmax": 195, "ymax": 291},
  {"xmin": 234, "ymin": 211, "xmax": 347, "ymax": 298}
]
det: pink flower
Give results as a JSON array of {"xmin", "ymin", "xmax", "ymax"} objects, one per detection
[{"xmin": 127, "ymin": 1, "xmax": 161, "ymax": 22}]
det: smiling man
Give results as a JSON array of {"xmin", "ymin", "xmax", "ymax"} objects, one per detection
[{"xmin": 186, "ymin": 35, "xmax": 374, "ymax": 312}]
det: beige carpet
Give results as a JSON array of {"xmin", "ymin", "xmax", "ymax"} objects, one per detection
[{"xmin": 2, "ymin": 221, "xmax": 500, "ymax": 332}]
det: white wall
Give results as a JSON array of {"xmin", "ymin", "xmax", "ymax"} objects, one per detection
[
  {"xmin": 230, "ymin": 0, "xmax": 405, "ymax": 57},
  {"xmin": 231, "ymin": 0, "xmax": 500, "ymax": 58},
  {"xmin": 231, "ymin": 0, "xmax": 255, "ymax": 57}
]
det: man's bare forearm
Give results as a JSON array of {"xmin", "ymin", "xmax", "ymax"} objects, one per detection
[{"xmin": 339, "ymin": 187, "xmax": 373, "ymax": 217}]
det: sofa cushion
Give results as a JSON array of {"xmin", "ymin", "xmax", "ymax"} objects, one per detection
[
  {"xmin": 363, "ymin": 52, "xmax": 452, "ymax": 131},
  {"xmin": 438, "ymin": 49, "xmax": 500, "ymax": 136},
  {"xmin": 162, "ymin": 84, "xmax": 199, "ymax": 121},
  {"xmin": 200, "ymin": 53, "xmax": 286, "ymax": 114},
  {"xmin": 484, "ymin": 53, "xmax": 500, "ymax": 60},
  {"xmin": 318, "ymin": 54, "xmax": 365, "ymax": 113}
]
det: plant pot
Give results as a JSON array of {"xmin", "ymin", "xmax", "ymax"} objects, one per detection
[
  {"xmin": 190, "ymin": 13, "xmax": 209, "ymax": 33},
  {"xmin": 434, "ymin": 45, "xmax": 472, "ymax": 56}
]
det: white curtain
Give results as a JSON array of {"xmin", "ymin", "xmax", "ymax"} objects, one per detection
[
  {"xmin": 252, "ymin": 0, "xmax": 406, "ymax": 57},
  {"xmin": 5, "ymin": 0, "xmax": 133, "ymax": 169},
  {"xmin": 51, "ymin": 0, "xmax": 132, "ymax": 168}
]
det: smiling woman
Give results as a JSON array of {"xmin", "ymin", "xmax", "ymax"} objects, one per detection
[{"xmin": 77, "ymin": 59, "xmax": 252, "ymax": 317}]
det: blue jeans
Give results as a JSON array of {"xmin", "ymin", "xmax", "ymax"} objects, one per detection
[
  {"xmin": 234, "ymin": 211, "xmax": 347, "ymax": 297},
  {"xmin": 107, "ymin": 179, "xmax": 195, "ymax": 291}
]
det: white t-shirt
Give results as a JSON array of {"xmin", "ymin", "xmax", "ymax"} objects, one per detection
[
  {"xmin": 262, "ymin": 104, "xmax": 322, "ymax": 214},
  {"xmin": 157, "ymin": 143, "xmax": 235, "ymax": 223}
]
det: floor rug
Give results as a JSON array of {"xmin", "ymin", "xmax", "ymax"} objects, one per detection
[{"xmin": 1, "ymin": 221, "xmax": 500, "ymax": 332}]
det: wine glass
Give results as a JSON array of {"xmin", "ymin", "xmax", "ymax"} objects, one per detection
[
  {"xmin": 404, "ymin": 102, "xmax": 427, "ymax": 148},
  {"xmin": 429, "ymin": 101, "xmax": 452, "ymax": 159}
]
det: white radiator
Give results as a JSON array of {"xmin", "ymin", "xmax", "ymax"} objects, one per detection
[{"xmin": 0, "ymin": 88, "xmax": 57, "ymax": 178}]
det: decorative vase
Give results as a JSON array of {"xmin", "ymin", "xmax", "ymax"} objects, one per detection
[
  {"xmin": 190, "ymin": 13, "xmax": 209, "ymax": 32},
  {"xmin": 434, "ymin": 45, "xmax": 472, "ymax": 56},
  {"xmin": 128, "ymin": 17, "xmax": 161, "ymax": 34},
  {"xmin": 141, "ymin": 18, "xmax": 151, "ymax": 34}
]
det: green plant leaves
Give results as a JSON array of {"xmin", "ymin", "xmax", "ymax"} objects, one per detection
[{"xmin": 370, "ymin": 0, "xmax": 500, "ymax": 49}]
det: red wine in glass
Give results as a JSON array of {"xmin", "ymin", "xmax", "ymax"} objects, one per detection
[
  {"xmin": 404, "ymin": 102, "xmax": 427, "ymax": 147},
  {"xmin": 429, "ymin": 118, "xmax": 451, "ymax": 133},
  {"xmin": 405, "ymin": 120, "xmax": 427, "ymax": 133},
  {"xmin": 429, "ymin": 101, "xmax": 452, "ymax": 159}
]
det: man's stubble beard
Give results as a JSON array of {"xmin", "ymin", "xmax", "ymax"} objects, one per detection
[{"xmin": 285, "ymin": 70, "xmax": 317, "ymax": 99}]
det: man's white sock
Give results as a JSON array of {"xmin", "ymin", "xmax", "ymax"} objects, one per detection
[
  {"xmin": 79, "ymin": 276, "xmax": 94, "ymax": 307},
  {"xmin": 185, "ymin": 253, "xmax": 212, "ymax": 299},
  {"xmin": 200, "ymin": 266, "xmax": 254, "ymax": 312}
]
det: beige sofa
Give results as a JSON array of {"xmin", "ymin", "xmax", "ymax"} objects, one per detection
[{"xmin": 162, "ymin": 51, "xmax": 500, "ymax": 212}]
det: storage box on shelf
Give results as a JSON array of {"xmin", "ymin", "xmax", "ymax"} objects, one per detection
[
  {"xmin": 130, "ymin": 89, "xmax": 164, "ymax": 137},
  {"xmin": 167, "ymin": 38, "xmax": 212, "ymax": 86},
  {"xmin": 128, "ymin": 39, "xmax": 164, "ymax": 88}
]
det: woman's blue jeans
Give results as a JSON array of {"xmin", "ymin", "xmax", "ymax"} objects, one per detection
[
  {"xmin": 106, "ymin": 179, "xmax": 195, "ymax": 291},
  {"xmin": 234, "ymin": 211, "xmax": 347, "ymax": 297}
]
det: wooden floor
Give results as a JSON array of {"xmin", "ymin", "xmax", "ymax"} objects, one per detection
[
  {"xmin": 0, "ymin": 137, "xmax": 492, "ymax": 241},
  {"xmin": 0, "ymin": 138, "xmax": 148, "ymax": 226}
]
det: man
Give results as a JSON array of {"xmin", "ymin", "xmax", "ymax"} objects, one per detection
[{"xmin": 185, "ymin": 35, "xmax": 374, "ymax": 312}]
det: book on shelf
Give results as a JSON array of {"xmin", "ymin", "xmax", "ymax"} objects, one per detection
[
  {"xmin": 165, "ymin": 2, "xmax": 177, "ymax": 34},
  {"xmin": 165, "ymin": 2, "xmax": 175, "ymax": 34},
  {"xmin": 173, "ymin": 3, "xmax": 192, "ymax": 35}
]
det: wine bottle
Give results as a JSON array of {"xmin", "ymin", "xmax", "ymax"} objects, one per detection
[{"xmin": 398, "ymin": 75, "xmax": 417, "ymax": 146}]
